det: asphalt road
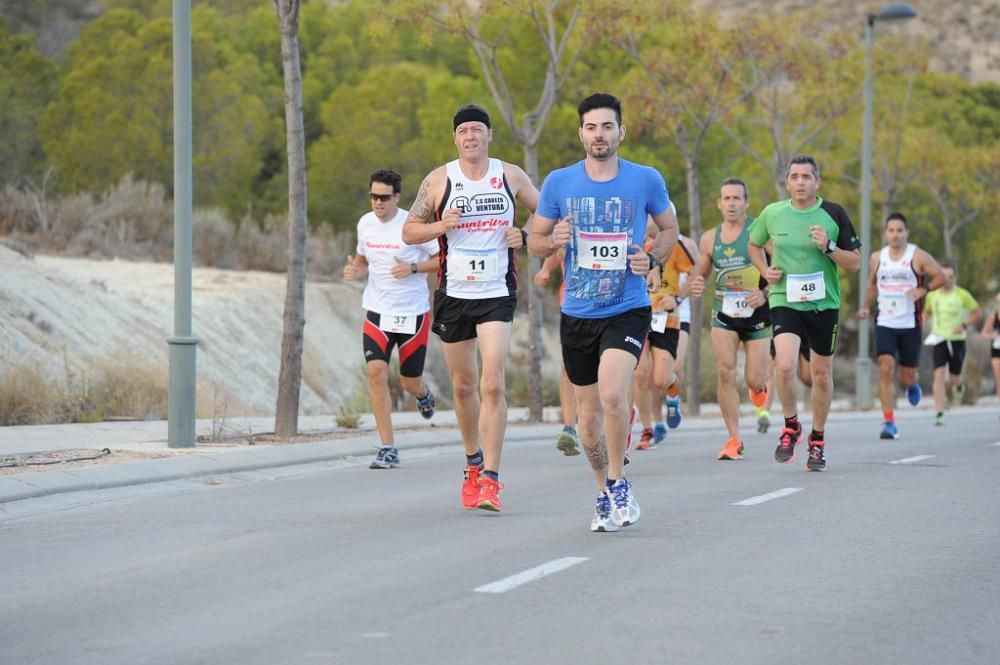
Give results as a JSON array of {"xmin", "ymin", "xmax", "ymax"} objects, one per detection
[{"xmin": 2, "ymin": 408, "xmax": 998, "ymax": 665}]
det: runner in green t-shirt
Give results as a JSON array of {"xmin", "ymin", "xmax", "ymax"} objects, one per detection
[
  {"xmin": 748, "ymin": 155, "xmax": 861, "ymax": 471},
  {"xmin": 923, "ymin": 262, "xmax": 982, "ymax": 425}
]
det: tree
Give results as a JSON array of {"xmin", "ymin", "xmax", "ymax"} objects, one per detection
[
  {"xmin": 38, "ymin": 7, "xmax": 277, "ymax": 217},
  {"xmin": 273, "ymin": 0, "xmax": 308, "ymax": 437},
  {"xmin": 722, "ymin": 17, "xmax": 863, "ymax": 200},
  {"xmin": 0, "ymin": 17, "xmax": 56, "ymax": 187},
  {"xmin": 389, "ymin": 0, "xmax": 584, "ymax": 421},
  {"xmin": 308, "ymin": 61, "xmax": 483, "ymax": 229},
  {"xmin": 610, "ymin": 0, "xmax": 753, "ymax": 415}
]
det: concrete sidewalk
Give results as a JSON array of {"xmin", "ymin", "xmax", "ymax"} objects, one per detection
[{"xmin": 2, "ymin": 397, "xmax": 985, "ymax": 506}]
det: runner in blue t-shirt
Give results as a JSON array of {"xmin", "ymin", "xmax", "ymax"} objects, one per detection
[{"xmin": 528, "ymin": 93, "xmax": 679, "ymax": 533}]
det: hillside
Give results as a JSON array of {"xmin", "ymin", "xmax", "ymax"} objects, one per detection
[
  {"xmin": 0, "ymin": 246, "xmax": 562, "ymax": 421},
  {"xmin": 702, "ymin": 0, "xmax": 1000, "ymax": 84},
  {"xmin": 4, "ymin": 0, "xmax": 998, "ymax": 83}
]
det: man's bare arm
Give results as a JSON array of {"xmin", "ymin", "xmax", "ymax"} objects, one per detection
[{"xmin": 402, "ymin": 170, "xmax": 447, "ymax": 245}]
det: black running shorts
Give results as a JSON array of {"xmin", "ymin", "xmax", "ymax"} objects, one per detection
[
  {"xmin": 875, "ymin": 326, "xmax": 921, "ymax": 368},
  {"xmin": 431, "ymin": 292, "xmax": 516, "ymax": 344},
  {"xmin": 932, "ymin": 340, "xmax": 966, "ymax": 375},
  {"xmin": 770, "ymin": 306, "xmax": 839, "ymax": 357},
  {"xmin": 648, "ymin": 327, "xmax": 680, "ymax": 357},
  {"xmin": 560, "ymin": 307, "xmax": 650, "ymax": 386}
]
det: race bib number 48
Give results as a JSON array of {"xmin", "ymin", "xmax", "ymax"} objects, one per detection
[
  {"xmin": 450, "ymin": 247, "xmax": 499, "ymax": 282},
  {"xmin": 786, "ymin": 271, "xmax": 826, "ymax": 303},
  {"xmin": 578, "ymin": 231, "xmax": 627, "ymax": 271}
]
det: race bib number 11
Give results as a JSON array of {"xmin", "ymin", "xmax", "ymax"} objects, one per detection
[{"xmin": 450, "ymin": 247, "xmax": 499, "ymax": 282}]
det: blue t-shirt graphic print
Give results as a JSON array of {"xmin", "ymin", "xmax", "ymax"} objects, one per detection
[{"xmin": 537, "ymin": 159, "xmax": 670, "ymax": 319}]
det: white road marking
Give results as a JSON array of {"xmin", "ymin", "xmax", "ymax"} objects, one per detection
[
  {"xmin": 993, "ymin": 442, "xmax": 1000, "ymax": 447},
  {"xmin": 889, "ymin": 454, "xmax": 935, "ymax": 465},
  {"xmin": 732, "ymin": 487, "xmax": 803, "ymax": 506},
  {"xmin": 474, "ymin": 557, "xmax": 589, "ymax": 594}
]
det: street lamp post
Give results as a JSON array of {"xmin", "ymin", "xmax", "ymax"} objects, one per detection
[
  {"xmin": 168, "ymin": 0, "xmax": 197, "ymax": 447},
  {"xmin": 856, "ymin": 3, "xmax": 917, "ymax": 410}
]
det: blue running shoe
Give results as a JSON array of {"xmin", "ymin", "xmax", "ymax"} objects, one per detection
[
  {"xmin": 906, "ymin": 382, "xmax": 922, "ymax": 406},
  {"xmin": 556, "ymin": 426, "xmax": 581, "ymax": 456},
  {"xmin": 416, "ymin": 388, "xmax": 436, "ymax": 420},
  {"xmin": 879, "ymin": 421, "xmax": 899, "ymax": 440},
  {"xmin": 590, "ymin": 492, "xmax": 618, "ymax": 532},
  {"xmin": 665, "ymin": 396, "xmax": 682, "ymax": 429},
  {"xmin": 653, "ymin": 422, "xmax": 667, "ymax": 445},
  {"xmin": 608, "ymin": 477, "xmax": 640, "ymax": 527},
  {"xmin": 369, "ymin": 446, "xmax": 400, "ymax": 469}
]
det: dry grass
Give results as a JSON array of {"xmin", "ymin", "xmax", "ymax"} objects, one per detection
[
  {"xmin": 0, "ymin": 176, "xmax": 355, "ymax": 279},
  {"xmin": 0, "ymin": 352, "xmax": 232, "ymax": 426}
]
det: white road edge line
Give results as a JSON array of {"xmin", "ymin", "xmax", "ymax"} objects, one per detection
[
  {"xmin": 889, "ymin": 454, "xmax": 936, "ymax": 465},
  {"xmin": 474, "ymin": 557, "xmax": 590, "ymax": 594},
  {"xmin": 732, "ymin": 487, "xmax": 803, "ymax": 506}
]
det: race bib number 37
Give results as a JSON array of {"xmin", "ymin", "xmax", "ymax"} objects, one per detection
[
  {"xmin": 379, "ymin": 314, "xmax": 417, "ymax": 335},
  {"xmin": 786, "ymin": 271, "xmax": 826, "ymax": 302},
  {"xmin": 578, "ymin": 231, "xmax": 627, "ymax": 271}
]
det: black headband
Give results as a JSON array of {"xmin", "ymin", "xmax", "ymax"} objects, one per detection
[{"xmin": 453, "ymin": 107, "xmax": 491, "ymax": 130}]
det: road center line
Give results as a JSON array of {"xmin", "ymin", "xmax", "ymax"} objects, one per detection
[
  {"xmin": 889, "ymin": 454, "xmax": 935, "ymax": 465},
  {"xmin": 732, "ymin": 487, "xmax": 803, "ymax": 506},
  {"xmin": 474, "ymin": 557, "xmax": 589, "ymax": 594}
]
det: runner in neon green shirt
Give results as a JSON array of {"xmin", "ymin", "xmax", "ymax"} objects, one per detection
[
  {"xmin": 748, "ymin": 155, "xmax": 861, "ymax": 472},
  {"xmin": 923, "ymin": 263, "xmax": 981, "ymax": 425}
]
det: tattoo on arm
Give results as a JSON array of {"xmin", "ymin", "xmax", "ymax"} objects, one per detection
[
  {"xmin": 409, "ymin": 177, "xmax": 434, "ymax": 222},
  {"xmin": 584, "ymin": 434, "xmax": 608, "ymax": 472}
]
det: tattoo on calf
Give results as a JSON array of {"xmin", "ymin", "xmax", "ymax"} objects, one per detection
[{"xmin": 584, "ymin": 434, "xmax": 608, "ymax": 471}]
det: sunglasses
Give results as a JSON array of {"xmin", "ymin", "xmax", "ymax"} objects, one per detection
[{"xmin": 370, "ymin": 193, "xmax": 395, "ymax": 202}]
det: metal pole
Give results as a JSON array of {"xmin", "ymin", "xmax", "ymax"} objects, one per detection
[
  {"xmin": 855, "ymin": 17, "xmax": 875, "ymax": 410},
  {"xmin": 168, "ymin": 0, "xmax": 198, "ymax": 447}
]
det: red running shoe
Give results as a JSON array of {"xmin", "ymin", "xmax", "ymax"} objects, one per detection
[
  {"xmin": 477, "ymin": 476, "xmax": 504, "ymax": 512},
  {"xmin": 461, "ymin": 465, "xmax": 482, "ymax": 509},
  {"xmin": 635, "ymin": 427, "xmax": 655, "ymax": 450}
]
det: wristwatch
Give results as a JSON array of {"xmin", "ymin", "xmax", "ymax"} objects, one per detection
[
  {"xmin": 410, "ymin": 262, "xmax": 418, "ymax": 274},
  {"xmin": 825, "ymin": 239, "xmax": 836, "ymax": 254}
]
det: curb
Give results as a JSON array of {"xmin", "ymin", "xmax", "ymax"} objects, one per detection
[{"xmin": 0, "ymin": 423, "xmax": 559, "ymax": 505}]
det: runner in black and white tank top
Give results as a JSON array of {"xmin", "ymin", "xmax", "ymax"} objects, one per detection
[
  {"xmin": 435, "ymin": 158, "xmax": 518, "ymax": 299},
  {"xmin": 875, "ymin": 242, "xmax": 922, "ymax": 329}
]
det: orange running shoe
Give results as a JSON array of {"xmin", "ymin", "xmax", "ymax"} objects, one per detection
[
  {"xmin": 717, "ymin": 436, "xmax": 744, "ymax": 460},
  {"xmin": 749, "ymin": 385, "xmax": 768, "ymax": 409},
  {"xmin": 635, "ymin": 427, "xmax": 655, "ymax": 450},
  {"xmin": 477, "ymin": 476, "xmax": 504, "ymax": 512},
  {"xmin": 461, "ymin": 465, "xmax": 482, "ymax": 510}
]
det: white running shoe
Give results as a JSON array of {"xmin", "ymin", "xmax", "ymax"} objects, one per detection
[
  {"xmin": 590, "ymin": 492, "xmax": 618, "ymax": 532},
  {"xmin": 609, "ymin": 477, "xmax": 640, "ymax": 527}
]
